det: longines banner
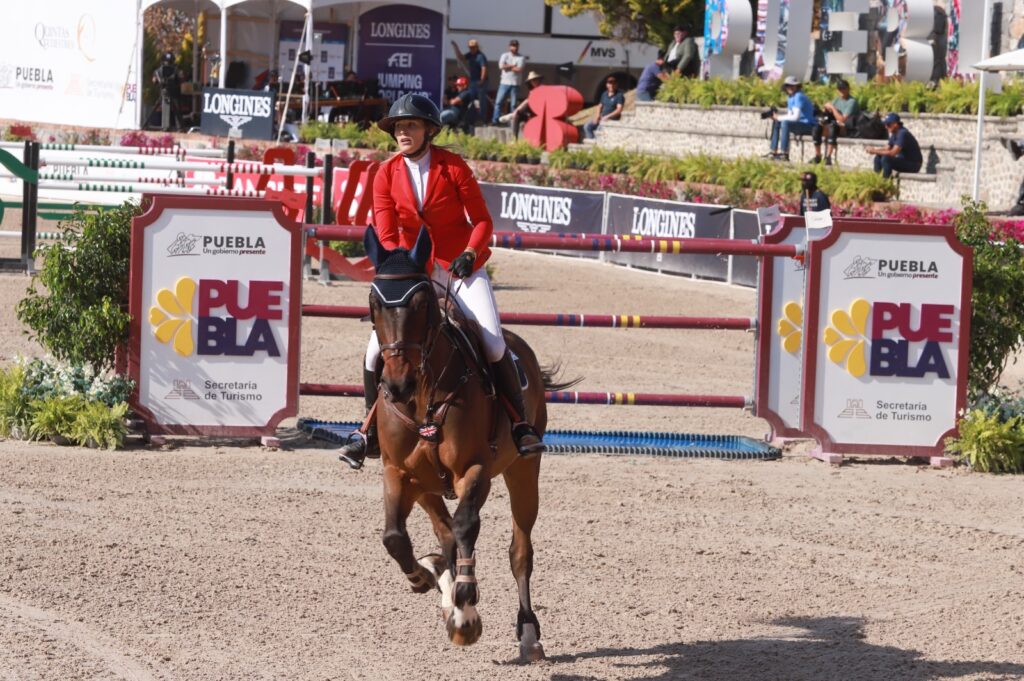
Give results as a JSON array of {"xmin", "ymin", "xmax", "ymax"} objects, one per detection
[
  {"xmin": 604, "ymin": 194, "xmax": 731, "ymax": 280},
  {"xmin": 200, "ymin": 88, "xmax": 275, "ymax": 140},
  {"xmin": 129, "ymin": 196, "xmax": 302, "ymax": 436},
  {"xmin": 479, "ymin": 182, "xmax": 605, "ymax": 259},
  {"xmin": 0, "ymin": 0, "xmax": 140, "ymax": 129},
  {"xmin": 800, "ymin": 222, "xmax": 972, "ymax": 457}
]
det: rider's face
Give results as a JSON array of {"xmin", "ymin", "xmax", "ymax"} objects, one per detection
[{"xmin": 394, "ymin": 119, "xmax": 427, "ymax": 154}]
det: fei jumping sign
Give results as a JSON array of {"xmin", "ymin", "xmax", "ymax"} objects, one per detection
[
  {"xmin": 800, "ymin": 222, "xmax": 972, "ymax": 458},
  {"xmin": 128, "ymin": 196, "xmax": 302, "ymax": 436}
]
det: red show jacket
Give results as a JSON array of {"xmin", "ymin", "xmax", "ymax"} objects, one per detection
[{"xmin": 372, "ymin": 145, "xmax": 493, "ymax": 272}]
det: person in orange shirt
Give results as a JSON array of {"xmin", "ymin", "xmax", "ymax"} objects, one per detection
[{"xmin": 338, "ymin": 94, "xmax": 544, "ymax": 469}]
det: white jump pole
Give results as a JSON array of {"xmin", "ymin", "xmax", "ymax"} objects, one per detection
[{"xmin": 36, "ymin": 157, "xmax": 323, "ymax": 176}]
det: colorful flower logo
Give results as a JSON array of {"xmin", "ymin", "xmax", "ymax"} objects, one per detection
[
  {"xmin": 823, "ymin": 298, "xmax": 870, "ymax": 378},
  {"xmin": 149, "ymin": 277, "xmax": 196, "ymax": 357},
  {"xmin": 776, "ymin": 301, "xmax": 803, "ymax": 354}
]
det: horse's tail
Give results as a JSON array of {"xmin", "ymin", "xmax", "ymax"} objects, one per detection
[{"xmin": 540, "ymin": 361, "xmax": 583, "ymax": 392}]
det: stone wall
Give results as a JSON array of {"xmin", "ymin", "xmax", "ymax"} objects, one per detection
[{"xmin": 587, "ymin": 102, "xmax": 1024, "ymax": 210}]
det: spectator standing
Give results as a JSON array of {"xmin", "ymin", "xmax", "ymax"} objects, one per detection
[
  {"xmin": 463, "ymin": 39, "xmax": 489, "ymax": 122},
  {"xmin": 665, "ymin": 24, "xmax": 699, "ymax": 78},
  {"xmin": 583, "ymin": 76, "xmax": 624, "ymax": 140},
  {"xmin": 812, "ymin": 78, "xmax": 860, "ymax": 165},
  {"xmin": 798, "ymin": 172, "xmax": 831, "ymax": 216},
  {"xmin": 767, "ymin": 76, "xmax": 816, "ymax": 161},
  {"xmin": 866, "ymin": 113, "xmax": 923, "ymax": 178},
  {"xmin": 153, "ymin": 52, "xmax": 183, "ymax": 131},
  {"xmin": 492, "ymin": 39, "xmax": 525, "ymax": 125},
  {"xmin": 636, "ymin": 51, "xmax": 667, "ymax": 102}
]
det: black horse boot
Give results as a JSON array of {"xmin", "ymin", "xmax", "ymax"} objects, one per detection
[
  {"xmin": 338, "ymin": 368, "xmax": 381, "ymax": 469},
  {"xmin": 491, "ymin": 349, "xmax": 544, "ymax": 456}
]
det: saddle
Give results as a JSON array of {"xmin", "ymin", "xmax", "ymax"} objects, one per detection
[
  {"xmin": 436, "ymin": 295, "xmax": 496, "ymax": 398},
  {"xmin": 436, "ymin": 295, "xmax": 529, "ymax": 395}
]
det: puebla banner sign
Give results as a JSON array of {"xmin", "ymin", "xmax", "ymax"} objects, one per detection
[
  {"xmin": 604, "ymin": 194, "xmax": 731, "ymax": 280},
  {"xmin": 128, "ymin": 196, "xmax": 302, "ymax": 436},
  {"xmin": 200, "ymin": 88, "xmax": 274, "ymax": 140},
  {"xmin": 800, "ymin": 222, "xmax": 972, "ymax": 456},
  {"xmin": 357, "ymin": 4, "xmax": 444, "ymax": 105}
]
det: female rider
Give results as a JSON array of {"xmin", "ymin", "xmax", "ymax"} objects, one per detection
[{"xmin": 338, "ymin": 94, "xmax": 544, "ymax": 468}]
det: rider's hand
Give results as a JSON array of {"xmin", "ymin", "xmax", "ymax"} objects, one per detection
[{"xmin": 449, "ymin": 251, "xmax": 476, "ymax": 279}]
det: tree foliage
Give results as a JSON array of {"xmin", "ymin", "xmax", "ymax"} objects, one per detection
[
  {"xmin": 547, "ymin": 1, "xmax": 704, "ymax": 47},
  {"xmin": 954, "ymin": 199, "xmax": 1024, "ymax": 399},
  {"xmin": 17, "ymin": 203, "xmax": 142, "ymax": 374}
]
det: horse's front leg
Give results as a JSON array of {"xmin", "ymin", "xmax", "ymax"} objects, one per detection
[
  {"xmin": 446, "ymin": 462, "xmax": 491, "ymax": 646},
  {"xmin": 381, "ymin": 464, "xmax": 436, "ymax": 594}
]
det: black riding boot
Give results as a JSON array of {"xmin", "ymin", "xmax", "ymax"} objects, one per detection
[
  {"xmin": 338, "ymin": 368, "xmax": 380, "ymax": 469},
  {"xmin": 491, "ymin": 350, "xmax": 544, "ymax": 456}
]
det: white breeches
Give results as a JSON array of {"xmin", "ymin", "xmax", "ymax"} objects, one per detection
[{"xmin": 365, "ymin": 263, "xmax": 506, "ymax": 370}]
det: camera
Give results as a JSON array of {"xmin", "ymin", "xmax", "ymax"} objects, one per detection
[{"xmin": 759, "ymin": 106, "xmax": 777, "ymax": 120}]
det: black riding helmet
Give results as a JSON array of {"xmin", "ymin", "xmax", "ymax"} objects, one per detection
[{"xmin": 377, "ymin": 94, "xmax": 442, "ymax": 135}]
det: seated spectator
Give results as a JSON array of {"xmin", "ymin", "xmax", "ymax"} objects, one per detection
[
  {"xmin": 767, "ymin": 77, "xmax": 816, "ymax": 161},
  {"xmin": 812, "ymin": 79, "xmax": 860, "ymax": 165},
  {"xmin": 866, "ymin": 113, "xmax": 923, "ymax": 178},
  {"xmin": 499, "ymin": 71, "xmax": 544, "ymax": 133},
  {"xmin": 665, "ymin": 24, "xmax": 699, "ymax": 78},
  {"xmin": 799, "ymin": 171, "xmax": 831, "ymax": 216},
  {"xmin": 440, "ymin": 76, "xmax": 475, "ymax": 130},
  {"xmin": 636, "ymin": 51, "xmax": 667, "ymax": 102},
  {"xmin": 583, "ymin": 76, "xmax": 624, "ymax": 140}
]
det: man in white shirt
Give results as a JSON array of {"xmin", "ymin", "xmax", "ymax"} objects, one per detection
[{"xmin": 492, "ymin": 39, "xmax": 525, "ymax": 125}]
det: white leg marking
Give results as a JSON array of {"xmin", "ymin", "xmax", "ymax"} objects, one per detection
[
  {"xmin": 452, "ymin": 603, "xmax": 478, "ymax": 628},
  {"xmin": 438, "ymin": 569, "xmax": 454, "ymax": 610}
]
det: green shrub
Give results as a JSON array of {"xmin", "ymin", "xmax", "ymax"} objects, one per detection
[
  {"xmin": 29, "ymin": 394, "xmax": 86, "ymax": 442},
  {"xmin": 656, "ymin": 75, "xmax": 1024, "ymax": 117},
  {"xmin": 69, "ymin": 400, "xmax": 128, "ymax": 450},
  {"xmin": 0, "ymin": 364, "xmax": 32, "ymax": 438},
  {"xmin": 946, "ymin": 406, "xmax": 1024, "ymax": 473},
  {"xmin": 955, "ymin": 199, "xmax": 1024, "ymax": 398},
  {"xmin": 17, "ymin": 202, "xmax": 139, "ymax": 373}
]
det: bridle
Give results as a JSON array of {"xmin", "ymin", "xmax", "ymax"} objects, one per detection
[{"xmin": 373, "ymin": 272, "xmax": 438, "ymax": 368}]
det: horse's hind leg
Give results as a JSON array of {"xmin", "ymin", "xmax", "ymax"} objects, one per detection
[
  {"xmin": 503, "ymin": 456, "xmax": 545, "ymax": 662},
  {"xmin": 381, "ymin": 465, "xmax": 435, "ymax": 594}
]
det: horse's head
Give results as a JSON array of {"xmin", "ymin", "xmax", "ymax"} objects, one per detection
[{"xmin": 365, "ymin": 226, "xmax": 437, "ymax": 402}]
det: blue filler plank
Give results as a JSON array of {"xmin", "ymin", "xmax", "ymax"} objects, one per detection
[{"xmin": 298, "ymin": 419, "xmax": 781, "ymax": 461}]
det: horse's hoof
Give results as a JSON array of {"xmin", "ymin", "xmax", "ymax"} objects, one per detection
[
  {"xmin": 519, "ymin": 623, "xmax": 545, "ymax": 662},
  {"xmin": 406, "ymin": 565, "xmax": 437, "ymax": 594},
  {"xmin": 445, "ymin": 606, "xmax": 483, "ymax": 646}
]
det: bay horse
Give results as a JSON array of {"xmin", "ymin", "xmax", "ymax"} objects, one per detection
[{"xmin": 362, "ymin": 226, "xmax": 573, "ymax": 661}]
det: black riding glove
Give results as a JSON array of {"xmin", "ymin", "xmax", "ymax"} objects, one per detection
[{"xmin": 449, "ymin": 251, "xmax": 476, "ymax": 279}]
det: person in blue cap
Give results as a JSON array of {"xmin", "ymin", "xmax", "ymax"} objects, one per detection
[{"xmin": 866, "ymin": 113, "xmax": 922, "ymax": 178}]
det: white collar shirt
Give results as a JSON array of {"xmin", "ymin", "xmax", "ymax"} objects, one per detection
[{"xmin": 403, "ymin": 149, "xmax": 431, "ymax": 211}]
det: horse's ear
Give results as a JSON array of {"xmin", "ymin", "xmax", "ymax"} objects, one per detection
[
  {"xmin": 409, "ymin": 226, "xmax": 432, "ymax": 272},
  {"xmin": 364, "ymin": 225, "xmax": 387, "ymax": 270}
]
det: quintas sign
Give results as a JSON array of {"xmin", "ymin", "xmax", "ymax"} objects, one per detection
[
  {"xmin": 800, "ymin": 222, "xmax": 972, "ymax": 457},
  {"xmin": 129, "ymin": 196, "xmax": 302, "ymax": 436}
]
